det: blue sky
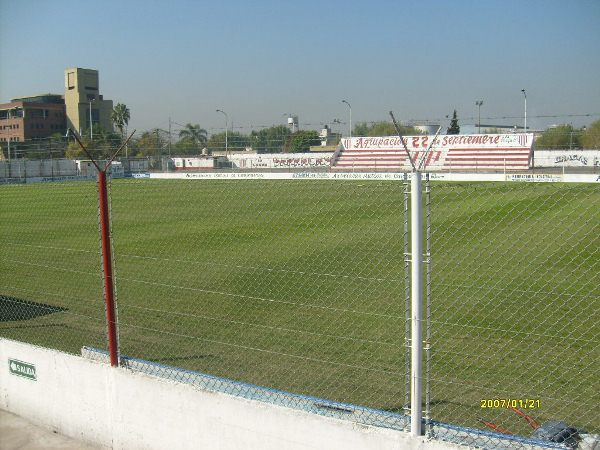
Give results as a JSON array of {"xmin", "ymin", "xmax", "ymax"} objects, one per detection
[{"xmin": 1, "ymin": 0, "xmax": 599, "ymax": 134}]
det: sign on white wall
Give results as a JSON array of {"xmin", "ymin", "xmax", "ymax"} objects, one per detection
[
  {"xmin": 534, "ymin": 150, "xmax": 600, "ymax": 168},
  {"xmin": 337, "ymin": 134, "xmax": 534, "ymax": 171},
  {"xmin": 8, "ymin": 358, "xmax": 37, "ymax": 381},
  {"xmin": 229, "ymin": 153, "xmax": 332, "ymax": 169}
]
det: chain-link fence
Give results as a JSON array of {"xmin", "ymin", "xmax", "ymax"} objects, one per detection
[
  {"xmin": 1, "ymin": 175, "xmax": 598, "ymax": 447},
  {"xmin": 107, "ymin": 177, "xmax": 409, "ymax": 428},
  {"xmin": 428, "ymin": 181, "xmax": 599, "ymax": 446},
  {"xmin": 0, "ymin": 181, "xmax": 108, "ymax": 354}
]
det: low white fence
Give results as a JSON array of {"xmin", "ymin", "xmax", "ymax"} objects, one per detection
[
  {"xmin": 0, "ymin": 159, "xmax": 77, "ymax": 179},
  {"xmin": 0, "ymin": 338, "xmax": 462, "ymax": 450}
]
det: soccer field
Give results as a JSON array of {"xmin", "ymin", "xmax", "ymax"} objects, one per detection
[{"xmin": 1, "ymin": 178, "xmax": 598, "ymax": 435}]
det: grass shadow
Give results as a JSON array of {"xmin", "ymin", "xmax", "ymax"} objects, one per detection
[{"xmin": 0, "ymin": 295, "xmax": 67, "ymax": 322}]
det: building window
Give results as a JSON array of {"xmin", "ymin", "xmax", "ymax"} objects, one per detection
[{"xmin": 67, "ymin": 72, "xmax": 75, "ymax": 89}]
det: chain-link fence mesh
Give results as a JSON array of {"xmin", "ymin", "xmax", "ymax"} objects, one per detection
[
  {"xmin": 1, "ymin": 175, "xmax": 598, "ymax": 446},
  {"xmin": 428, "ymin": 181, "xmax": 599, "ymax": 444},
  {"xmin": 108, "ymin": 177, "xmax": 409, "ymax": 427},
  {"xmin": 0, "ymin": 181, "xmax": 108, "ymax": 354}
]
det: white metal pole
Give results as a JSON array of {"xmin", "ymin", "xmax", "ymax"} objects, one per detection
[
  {"xmin": 216, "ymin": 109, "xmax": 228, "ymax": 157},
  {"xmin": 342, "ymin": 100, "xmax": 352, "ymax": 137},
  {"xmin": 411, "ymin": 170, "xmax": 423, "ymax": 437},
  {"xmin": 521, "ymin": 89, "xmax": 527, "ymax": 132},
  {"xmin": 349, "ymin": 106, "xmax": 352, "ymax": 138},
  {"xmin": 90, "ymin": 101, "xmax": 93, "ymax": 140},
  {"xmin": 524, "ymin": 95, "xmax": 527, "ymax": 132}
]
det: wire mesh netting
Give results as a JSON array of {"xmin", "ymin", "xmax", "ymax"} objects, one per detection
[
  {"xmin": 108, "ymin": 178, "xmax": 409, "ymax": 426},
  {"xmin": 428, "ymin": 181, "xmax": 600, "ymax": 444},
  {"xmin": 0, "ymin": 181, "xmax": 108, "ymax": 353},
  {"xmin": 1, "ymin": 175, "xmax": 598, "ymax": 446}
]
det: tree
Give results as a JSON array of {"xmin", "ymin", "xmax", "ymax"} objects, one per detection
[
  {"xmin": 535, "ymin": 124, "xmax": 581, "ymax": 150},
  {"xmin": 581, "ymin": 120, "xmax": 600, "ymax": 149},
  {"xmin": 207, "ymin": 131, "xmax": 251, "ymax": 154},
  {"xmin": 111, "ymin": 103, "xmax": 130, "ymax": 139},
  {"xmin": 65, "ymin": 126, "xmax": 122, "ymax": 159},
  {"xmin": 250, "ymin": 125, "xmax": 291, "ymax": 153},
  {"xmin": 353, "ymin": 121, "xmax": 421, "ymax": 137},
  {"xmin": 447, "ymin": 110, "xmax": 460, "ymax": 135},
  {"xmin": 174, "ymin": 138, "xmax": 203, "ymax": 156},
  {"xmin": 483, "ymin": 128, "xmax": 503, "ymax": 134},
  {"xmin": 178, "ymin": 123, "xmax": 208, "ymax": 149},
  {"xmin": 134, "ymin": 129, "xmax": 166, "ymax": 157},
  {"xmin": 284, "ymin": 130, "xmax": 321, "ymax": 153}
]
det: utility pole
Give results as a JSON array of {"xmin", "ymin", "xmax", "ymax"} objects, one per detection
[
  {"xmin": 342, "ymin": 100, "xmax": 352, "ymax": 137},
  {"xmin": 476, "ymin": 100, "xmax": 483, "ymax": 134},
  {"xmin": 216, "ymin": 109, "xmax": 228, "ymax": 157},
  {"xmin": 521, "ymin": 89, "xmax": 527, "ymax": 132},
  {"xmin": 168, "ymin": 117, "xmax": 172, "ymax": 157}
]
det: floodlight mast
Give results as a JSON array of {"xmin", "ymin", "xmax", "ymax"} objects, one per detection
[{"xmin": 69, "ymin": 128, "xmax": 136, "ymax": 367}]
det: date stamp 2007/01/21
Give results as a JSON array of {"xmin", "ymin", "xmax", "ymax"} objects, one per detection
[{"xmin": 480, "ymin": 399, "xmax": 541, "ymax": 409}]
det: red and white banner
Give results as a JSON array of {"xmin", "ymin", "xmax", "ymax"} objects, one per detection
[{"xmin": 336, "ymin": 134, "xmax": 534, "ymax": 170}]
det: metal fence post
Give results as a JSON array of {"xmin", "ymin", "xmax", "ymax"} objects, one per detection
[
  {"xmin": 98, "ymin": 170, "xmax": 119, "ymax": 367},
  {"xmin": 411, "ymin": 170, "xmax": 423, "ymax": 437},
  {"xmin": 68, "ymin": 127, "xmax": 134, "ymax": 368}
]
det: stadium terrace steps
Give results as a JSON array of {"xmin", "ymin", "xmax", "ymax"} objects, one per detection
[{"xmin": 331, "ymin": 142, "xmax": 533, "ymax": 171}]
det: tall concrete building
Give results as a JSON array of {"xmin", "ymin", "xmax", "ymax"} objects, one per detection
[
  {"xmin": 64, "ymin": 68, "xmax": 113, "ymax": 135},
  {"xmin": 0, "ymin": 95, "xmax": 66, "ymax": 147}
]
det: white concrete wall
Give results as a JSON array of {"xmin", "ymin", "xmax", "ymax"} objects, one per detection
[
  {"xmin": 0, "ymin": 339, "xmax": 463, "ymax": 450},
  {"xmin": 0, "ymin": 159, "xmax": 77, "ymax": 179},
  {"xmin": 534, "ymin": 149, "xmax": 600, "ymax": 168}
]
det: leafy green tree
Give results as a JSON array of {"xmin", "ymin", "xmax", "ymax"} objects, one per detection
[
  {"xmin": 353, "ymin": 121, "xmax": 421, "ymax": 137},
  {"xmin": 250, "ymin": 125, "xmax": 291, "ymax": 153},
  {"xmin": 284, "ymin": 130, "xmax": 320, "ymax": 153},
  {"xmin": 134, "ymin": 129, "xmax": 166, "ymax": 157},
  {"xmin": 178, "ymin": 123, "xmax": 208, "ymax": 148},
  {"xmin": 174, "ymin": 138, "xmax": 203, "ymax": 156},
  {"xmin": 65, "ymin": 126, "xmax": 122, "ymax": 159},
  {"xmin": 483, "ymin": 128, "xmax": 503, "ymax": 134},
  {"xmin": 581, "ymin": 120, "xmax": 600, "ymax": 149},
  {"xmin": 535, "ymin": 124, "xmax": 581, "ymax": 149},
  {"xmin": 111, "ymin": 103, "xmax": 130, "ymax": 140},
  {"xmin": 447, "ymin": 110, "xmax": 460, "ymax": 135},
  {"xmin": 207, "ymin": 131, "xmax": 251, "ymax": 153}
]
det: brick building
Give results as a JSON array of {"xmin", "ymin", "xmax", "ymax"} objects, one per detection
[
  {"xmin": 1, "ymin": 68, "xmax": 114, "ymax": 159},
  {"xmin": 0, "ymin": 94, "xmax": 67, "ymax": 150}
]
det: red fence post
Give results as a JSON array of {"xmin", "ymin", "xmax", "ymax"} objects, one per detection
[{"xmin": 98, "ymin": 170, "xmax": 119, "ymax": 367}]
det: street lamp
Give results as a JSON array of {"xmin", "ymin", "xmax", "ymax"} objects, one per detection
[
  {"xmin": 475, "ymin": 100, "xmax": 483, "ymax": 134},
  {"xmin": 341, "ymin": 100, "xmax": 352, "ymax": 137},
  {"xmin": 521, "ymin": 89, "xmax": 527, "ymax": 132},
  {"xmin": 216, "ymin": 109, "xmax": 228, "ymax": 156},
  {"xmin": 89, "ymin": 99, "xmax": 96, "ymax": 140}
]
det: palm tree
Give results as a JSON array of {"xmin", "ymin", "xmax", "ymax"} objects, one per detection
[
  {"xmin": 178, "ymin": 123, "xmax": 208, "ymax": 148},
  {"xmin": 111, "ymin": 103, "xmax": 131, "ymax": 139}
]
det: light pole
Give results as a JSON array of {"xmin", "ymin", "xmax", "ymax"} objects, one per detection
[
  {"xmin": 89, "ymin": 99, "xmax": 95, "ymax": 140},
  {"xmin": 521, "ymin": 89, "xmax": 527, "ymax": 132},
  {"xmin": 216, "ymin": 109, "xmax": 228, "ymax": 156},
  {"xmin": 475, "ymin": 100, "xmax": 483, "ymax": 134},
  {"xmin": 342, "ymin": 99, "xmax": 352, "ymax": 137}
]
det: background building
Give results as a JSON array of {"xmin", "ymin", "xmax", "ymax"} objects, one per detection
[
  {"xmin": 64, "ymin": 67, "xmax": 113, "ymax": 136},
  {"xmin": 0, "ymin": 94, "xmax": 66, "ymax": 150}
]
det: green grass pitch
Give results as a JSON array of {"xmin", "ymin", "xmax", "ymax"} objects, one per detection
[{"xmin": 1, "ymin": 178, "xmax": 598, "ymax": 435}]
